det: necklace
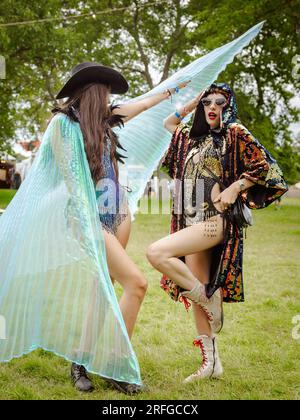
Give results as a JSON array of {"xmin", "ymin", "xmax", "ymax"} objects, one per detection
[{"xmin": 198, "ymin": 133, "xmax": 225, "ymax": 180}]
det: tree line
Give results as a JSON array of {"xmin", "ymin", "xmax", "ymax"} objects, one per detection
[{"xmin": 0, "ymin": 0, "xmax": 299, "ymax": 183}]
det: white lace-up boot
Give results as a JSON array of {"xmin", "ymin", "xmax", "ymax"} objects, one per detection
[
  {"xmin": 180, "ymin": 284, "xmax": 223, "ymax": 333},
  {"xmin": 183, "ymin": 335, "xmax": 223, "ymax": 383}
]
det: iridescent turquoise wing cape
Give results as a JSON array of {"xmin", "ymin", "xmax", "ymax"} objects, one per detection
[
  {"xmin": 0, "ymin": 114, "xmax": 142, "ymax": 385},
  {"xmin": 117, "ymin": 22, "xmax": 265, "ymax": 216}
]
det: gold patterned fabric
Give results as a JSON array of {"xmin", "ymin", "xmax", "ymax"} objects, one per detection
[
  {"xmin": 183, "ymin": 133, "xmax": 224, "ymax": 226},
  {"xmin": 160, "ymin": 118, "xmax": 288, "ymax": 303}
]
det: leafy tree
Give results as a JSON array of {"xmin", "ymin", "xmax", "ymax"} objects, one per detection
[
  {"xmin": 0, "ymin": 0, "xmax": 299, "ymax": 182},
  {"xmin": 188, "ymin": 0, "xmax": 300, "ymax": 182}
]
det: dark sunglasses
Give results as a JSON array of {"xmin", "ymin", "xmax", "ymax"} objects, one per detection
[{"xmin": 201, "ymin": 98, "xmax": 227, "ymax": 107}]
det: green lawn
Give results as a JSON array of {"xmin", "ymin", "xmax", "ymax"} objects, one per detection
[
  {"xmin": 0, "ymin": 189, "xmax": 17, "ymax": 209},
  {"xmin": 0, "ymin": 195, "xmax": 299, "ymax": 400}
]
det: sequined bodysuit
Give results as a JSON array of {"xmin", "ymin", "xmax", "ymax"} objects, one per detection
[
  {"xmin": 183, "ymin": 131, "xmax": 225, "ymax": 226},
  {"xmin": 95, "ymin": 137, "xmax": 128, "ymax": 234}
]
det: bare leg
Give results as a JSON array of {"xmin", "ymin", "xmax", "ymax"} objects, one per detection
[
  {"xmin": 109, "ymin": 208, "xmax": 131, "ymax": 284},
  {"xmin": 77, "ymin": 209, "xmax": 134, "ymax": 353},
  {"xmin": 186, "ymin": 251, "xmax": 213, "ymax": 338},
  {"xmin": 104, "ymin": 230, "xmax": 147, "ymax": 338},
  {"xmin": 115, "ymin": 208, "xmax": 131, "ymax": 249},
  {"xmin": 113, "ymin": 208, "xmax": 146, "ymax": 336},
  {"xmin": 147, "ymin": 214, "xmax": 225, "ymax": 291}
]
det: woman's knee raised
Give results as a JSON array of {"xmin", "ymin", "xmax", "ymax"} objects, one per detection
[{"xmin": 146, "ymin": 243, "xmax": 167, "ymax": 269}]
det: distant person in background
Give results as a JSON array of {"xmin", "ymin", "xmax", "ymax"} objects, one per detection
[
  {"xmin": 274, "ymin": 196, "xmax": 282, "ymax": 210},
  {"xmin": 8, "ymin": 167, "xmax": 14, "ymax": 189},
  {"xmin": 12, "ymin": 172, "xmax": 21, "ymax": 189}
]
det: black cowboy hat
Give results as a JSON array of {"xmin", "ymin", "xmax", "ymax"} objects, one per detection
[{"xmin": 56, "ymin": 61, "xmax": 129, "ymax": 99}]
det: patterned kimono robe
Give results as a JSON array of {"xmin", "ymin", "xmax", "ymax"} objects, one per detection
[{"xmin": 160, "ymin": 121, "xmax": 288, "ymax": 304}]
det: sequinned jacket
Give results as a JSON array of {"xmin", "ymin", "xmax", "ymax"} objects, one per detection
[{"xmin": 160, "ymin": 121, "xmax": 288, "ymax": 304}]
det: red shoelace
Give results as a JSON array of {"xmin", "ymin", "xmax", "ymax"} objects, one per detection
[{"xmin": 193, "ymin": 338, "xmax": 208, "ymax": 366}]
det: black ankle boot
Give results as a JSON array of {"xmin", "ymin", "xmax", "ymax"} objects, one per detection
[{"xmin": 71, "ymin": 363, "xmax": 94, "ymax": 392}]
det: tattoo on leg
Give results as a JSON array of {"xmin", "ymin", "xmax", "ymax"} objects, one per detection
[{"xmin": 203, "ymin": 216, "xmax": 218, "ymax": 237}]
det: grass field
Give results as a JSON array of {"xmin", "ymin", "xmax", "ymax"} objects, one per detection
[
  {"xmin": 0, "ymin": 191, "xmax": 299, "ymax": 400},
  {"xmin": 0, "ymin": 189, "xmax": 17, "ymax": 209}
]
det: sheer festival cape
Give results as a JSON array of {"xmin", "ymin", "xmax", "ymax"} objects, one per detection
[
  {"xmin": 0, "ymin": 114, "xmax": 142, "ymax": 384},
  {"xmin": 0, "ymin": 22, "xmax": 263, "ymax": 383}
]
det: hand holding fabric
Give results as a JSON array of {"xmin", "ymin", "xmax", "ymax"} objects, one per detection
[{"xmin": 213, "ymin": 183, "xmax": 240, "ymax": 211}]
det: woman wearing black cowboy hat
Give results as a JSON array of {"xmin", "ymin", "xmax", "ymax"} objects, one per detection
[{"xmin": 53, "ymin": 61, "xmax": 187, "ymax": 394}]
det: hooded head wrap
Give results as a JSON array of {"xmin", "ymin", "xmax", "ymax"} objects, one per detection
[{"xmin": 189, "ymin": 82, "xmax": 238, "ymax": 138}]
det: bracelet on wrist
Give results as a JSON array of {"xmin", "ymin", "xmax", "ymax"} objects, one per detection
[
  {"xmin": 166, "ymin": 86, "xmax": 180, "ymax": 96},
  {"xmin": 164, "ymin": 89, "xmax": 173, "ymax": 103},
  {"xmin": 174, "ymin": 106, "xmax": 189, "ymax": 120},
  {"xmin": 237, "ymin": 179, "xmax": 246, "ymax": 191}
]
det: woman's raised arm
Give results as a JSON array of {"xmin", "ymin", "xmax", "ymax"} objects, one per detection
[
  {"xmin": 112, "ymin": 81, "xmax": 190, "ymax": 123},
  {"xmin": 163, "ymin": 90, "xmax": 205, "ymax": 134}
]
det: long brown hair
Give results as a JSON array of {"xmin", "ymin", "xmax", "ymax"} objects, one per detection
[{"xmin": 53, "ymin": 83, "xmax": 126, "ymax": 184}]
